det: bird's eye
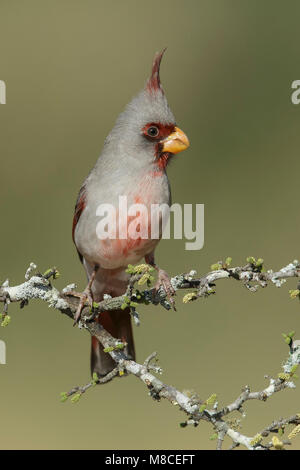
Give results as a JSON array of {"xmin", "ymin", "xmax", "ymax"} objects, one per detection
[{"xmin": 147, "ymin": 126, "xmax": 159, "ymax": 137}]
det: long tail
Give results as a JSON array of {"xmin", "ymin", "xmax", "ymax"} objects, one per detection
[{"xmin": 91, "ymin": 308, "xmax": 135, "ymax": 378}]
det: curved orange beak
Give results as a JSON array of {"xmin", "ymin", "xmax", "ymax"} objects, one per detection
[{"xmin": 162, "ymin": 126, "xmax": 190, "ymax": 154}]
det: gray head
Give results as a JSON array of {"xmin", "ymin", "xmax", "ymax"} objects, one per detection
[{"xmin": 104, "ymin": 50, "xmax": 189, "ymax": 170}]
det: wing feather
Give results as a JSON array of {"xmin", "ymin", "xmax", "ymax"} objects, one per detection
[{"xmin": 72, "ymin": 184, "xmax": 86, "ymax": 263}]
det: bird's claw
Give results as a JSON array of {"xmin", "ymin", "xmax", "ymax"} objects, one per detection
[
  {"xmin": 155, "ymin": 269, "xmax": 176, "ymax": 310},
  {"xmin": 72, "ymin": 287, "xmax": 94, "ymax": 326},
  {"xmin": 64, "ymin": 266, "xmax": 99, "ymax": 326}
]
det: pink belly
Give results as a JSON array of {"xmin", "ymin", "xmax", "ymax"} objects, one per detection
[
  {"xmin": 98, "ymin": 237, "xmax": 158, "ymax": 268},
  {"xmin": 97, "ymin": 196, "xmax": 160, "ymax": 268}
]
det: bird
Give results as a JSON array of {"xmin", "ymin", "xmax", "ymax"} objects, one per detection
[{"xmin": 72, "ymin": 49, "xmax": 190, "ymax": 378}]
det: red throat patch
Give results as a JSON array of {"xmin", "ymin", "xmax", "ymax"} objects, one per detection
[{"xmin": 156, "ymin": 151, "xmax": 173, "ymax": 170}]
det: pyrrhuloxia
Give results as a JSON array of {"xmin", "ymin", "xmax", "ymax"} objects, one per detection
[{"xmin": 72, "ymin": 50, "xmax": 189, "ymax": 377}]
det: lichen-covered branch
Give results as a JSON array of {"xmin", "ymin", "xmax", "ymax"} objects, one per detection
[{"xmin": 1, "ymin": 258, "xmax": 300, "ymax": 450}]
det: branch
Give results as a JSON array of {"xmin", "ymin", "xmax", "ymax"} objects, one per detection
[{"xmin": 1, "ymin": 258, "xmax": 300, "ymax": 450}]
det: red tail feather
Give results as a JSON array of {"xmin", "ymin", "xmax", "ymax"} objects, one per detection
[{"xmin": 91, "ymin": 309, "xmax": 135, "ymax": 378}]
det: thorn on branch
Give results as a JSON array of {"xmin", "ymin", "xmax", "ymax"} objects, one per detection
[
  {"xmin": 25, "ymin": 262, "xmax": 37, "ymax": 280},
  {"xmin": 20, "ymin": 299, "xmax": 29, "ymax": 309}
]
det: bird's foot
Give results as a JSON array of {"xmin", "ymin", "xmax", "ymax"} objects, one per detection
[
  {"xmin": 154, "ymin": 269, "xmax": 176, "ymax": 310},
  {"xmin": 71, "ymin": 286, "xmax": 94, "ymax": 325},
  {"xmin": 67, "ymin": 265, "xmax": 99, "ymax": 325}
]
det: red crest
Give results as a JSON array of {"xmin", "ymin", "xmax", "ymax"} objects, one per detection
[{"xmin": 146, "ymin": 48, "xmax": 167, "ymax": 93}]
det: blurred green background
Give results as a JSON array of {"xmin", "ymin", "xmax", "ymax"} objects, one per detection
[{"xmin": 0, "ymin": 0, "xmax": 300, "ymax": 450}]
